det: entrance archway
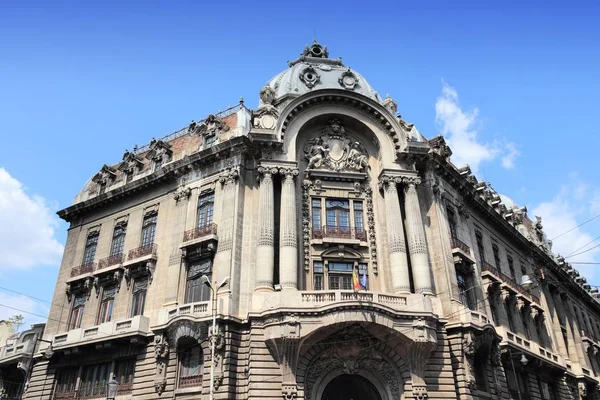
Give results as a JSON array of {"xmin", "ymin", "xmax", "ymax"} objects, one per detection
[{"xmin": 321, "ymin": 374, "xmax": 382, "ymax": 400}]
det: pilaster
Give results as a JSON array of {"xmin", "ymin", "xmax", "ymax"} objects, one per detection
[
  {"xmin": 214, "ymin": 167, "xmax": 239, "ymax": 285},
  {"xmin": 279, "ymin": 167, "xmax": 299, "ymax": 290}
]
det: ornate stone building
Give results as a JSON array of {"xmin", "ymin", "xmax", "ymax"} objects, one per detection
[{"xmin": 15, "ymin": 41, "xmax": 600, "ymax": 400}]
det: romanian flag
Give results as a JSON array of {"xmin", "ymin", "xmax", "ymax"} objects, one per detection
[{"xmin": 352, "ymin": 269, "xmax": 361, "ymax": 291}]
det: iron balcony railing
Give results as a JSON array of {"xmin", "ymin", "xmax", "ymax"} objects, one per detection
[
  {"xmin": 128, "ymin": 243, "xmax": 158, "ymax": 261},
  {"xmin": 179, "ymin": 374, "xmax": 203, "ymax": 388},
  {"xmin": 481, "ymin": 261, "xmax": 540, "ymax": 305},
  {"xmin": 97, "ymin": 253, "xmax": 124, "ymax": 269},
  {"xmin": 312, "ymin": 226, "xmax": 367, "ymax": 241},
  {"xmin": 451, "ymin": 236, "xmax": 471, "ymax": 253},
  {"xmin": 70, "ymin": 263, "xmax": 95, "ymax": 277},
  {"xmin": 183, "ymin": 223, "xmax": 218, "ymax": 242}
]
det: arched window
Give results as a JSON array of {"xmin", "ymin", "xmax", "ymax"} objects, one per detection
[
  {"xmin": 473, "ymin": 348, "xmax": 489, "ymax": 392},
  {"xmin": 83, "ymin": 232, "xmax": 99, "ymax": 266},
  {"xmin": 179, "ymin": 342, "xmax": 203, "ymax": 388},
  {"xmin": 110, "ymin": 224, "xmax": 126, "ymax": 257}
]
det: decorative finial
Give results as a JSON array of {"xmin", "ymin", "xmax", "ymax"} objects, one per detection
[{"xmin": 239, "ymin": 97, "xmax": 244, "ymax": 104}]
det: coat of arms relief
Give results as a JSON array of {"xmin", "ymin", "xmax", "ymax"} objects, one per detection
[{"xmin": 304, "ymin": 119, "xmax": 370, "ymax": 173}]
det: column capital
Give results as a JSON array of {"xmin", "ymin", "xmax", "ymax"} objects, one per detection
[
  {"xmin": 378, "ymin": 174, "xmax": 402, "ymax": 192},
  {"xmin": 279, "ymin": 167, "xmax": 299, "ymax": 179},
  {"xmin": 257, "ymin": 166, "xmax": 279, "ymax": 182},
  {"xmin": 402, "ymin": 176, "xmax": 422, "ymax": 187},
  {"xmin": 219, "ymin": 166, "xmax": 240, "ymax": 185}
]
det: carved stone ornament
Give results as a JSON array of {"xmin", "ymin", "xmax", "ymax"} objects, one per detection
[
  {"xmin": 153, "ymin": 334, "xmax": 169, "ymax": 395},
  {"xmin": 219, "ymin": 167, "xmax": 240, "ymax": 186},
  {"xmin": 118, "ymin": 151, "xmax": 144, "ymax": 178},
  {"xmin": 579, "ymin": 381, "xmax": 588, "ymax": 400},
  {"xmin": 92, "ymin": 164, "xmax": 117, "ymax": 186},
  {"xmin": 299, "ymin": 66, "xmax": 320, "ymax": 89},
  {"xmin": 302, "ymin": 40, "xmax": 329, "ymax": 58},
  {"xmin": 304, "ymin": 119, "xmax": 369, "ymax": 172},
  {"xmin": 187, "ymin": 114, "xmax": 230, "ymax": 137},
  {"xmin": 253, "ymin": 85, "xmax": 279, "ymax": 130},
  {"xmin": 172, "ymin": 186, "xmax": 192, "ymax": 202},
  {"xmin": 282, "ymin": 384, "xmax": 297, "ymax": 400},
  {"xmin": 145, "ymin": 139, "xmax": 172, "ymax": 165},
  {"xmin": 338, "ymin": 69, "xmax": 358, "ymax": 90},
  {"xmin": 382, "ymin": 94, "xmax": 398, "ymax": 116}
]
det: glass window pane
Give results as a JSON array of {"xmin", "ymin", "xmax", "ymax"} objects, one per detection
[{"xmin": 329, "ymin": 263, "xmax": 353, "ymax": 271}]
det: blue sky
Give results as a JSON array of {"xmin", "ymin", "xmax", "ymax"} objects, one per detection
[{"xmin": 1, "ymin": 0, "xmax": 600, "ymax": 326}]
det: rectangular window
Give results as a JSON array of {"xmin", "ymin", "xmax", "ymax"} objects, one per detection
[
  {"xmin": 314, "ymin": 261, "xmax": 324, "ymax": 290},
  {"xmin": 185, "ymin": 259, "xmax": 212, "ymax": 303},
  {"xmin": 312, "ymin": 199, "xmax": 322, "ymax": 230},
  {"xmin": 205, "ymin": 134, "xmax": 217, "ymax": 148},
  {"xmin": 141, "ymin": 213, "xmax": 157, "ymax": 247},
  {"xmin": 80, "ymin": 363, "xmax": 111, "ymax": 399},
  {"xmin": 83, "ymin": 233, "xmax": 99, "ymax": 266},
  {"xmin": 69, "ymin": 293, "xmax": 86, "ymax": 330},
  {"xmin": 507, "ymin": 256, "xmax": 515, "ymax": 278},
  {"xmin": 130, "ymin": 277, "xmax": 148, "ymax": 317},
  {"xmin": 97, "ymin": 285, "xmax": 116, "ymax": 324},
  {"xmin": 457, "ymin": 272, "xmax": 475, "ymax": 310},
  {"xmin": 328, "ymin": 262, "xmax": 353, "ymax": 290},
  {"xmin": 476, "ymin": 231, "xmax": 485, "ymax": 264},
  {"xmin": 110, "ymin": 225, "xmax": 126, "ymax": 257},
  {"xmin": 115, "ymin": 359, "xmax": 136, "ymax": 394},
  {"xmin": 506, "ymin": 305, "xmax": 517, "ymax": 332},
  {"xmin": 447, "ymin": 207, "xmax": 458, "ymax": 239},
  {"xmin": 520, "ymin": 264, "xmax": 527, "ymax": 279},
  {"xmin": 492, "ymin": 244, "xmax": 501, "ymax": 269},
  {"xmin": 561, "ymin": 325, "xmax": 570, "ymax": 356},
  {"xmin": 55, "ymin": 367, "xmax": 79, "ymax": 396},
  {"xmin": 197, "ymin": 192, "xmax": 215, "ymax": 227},
  {"xmin": 354, "ymin": 201, "xmax": 364, "ymax": 231},
  {"xmin": 179, "ymin": 346, "xmax": 203, "ymax": 388},
  {"xmin": 326, "ymin": 200, "xmax": 350, "ymax": 231}
]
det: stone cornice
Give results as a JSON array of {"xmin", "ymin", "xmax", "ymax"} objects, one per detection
[
  {"xmin": 426, "ymin": 153, "xmax": 600, "ymax": 313},
  {"xmin": 58, "ymin": 136, "xmax": 252, "ymax": 223}
]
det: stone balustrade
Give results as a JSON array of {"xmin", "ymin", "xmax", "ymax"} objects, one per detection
[
  {"xmin": 496, "ymin": 326, "xmax": 565, "ymax": 370},
  {"xmin": 0, "ymin": 338, "xmax": 34, "ymax": 361},
  {"xmin": 52, "ymin": 316, "xmax": 150, "ymax": 348}
]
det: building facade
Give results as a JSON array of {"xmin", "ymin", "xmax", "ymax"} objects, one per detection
[{"xmin": 14, "ymin": 41, "xmax": 600, "ymax": 400}]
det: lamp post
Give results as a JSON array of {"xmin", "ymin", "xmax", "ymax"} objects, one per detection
[
  {"xmin": 106, "ymin": 375, "xmax": 119, "ymax": 400},
  {"xmin": 201, "ymin": 275, "xmax": 230, "ymax": 400},
  {"xmin": 508, "ymin": 348, "xmax": 529, "ymax": 400}
]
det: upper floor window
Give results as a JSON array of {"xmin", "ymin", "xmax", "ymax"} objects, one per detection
[
  {"xmin": 457, "ymin": 272, "xmax": 475, "ymax": 310},
  {"xmin": 312, "ymin": 261, "xmax": 368, "ymax": 291},
  {"xmin": 205, "ymin": 134, "xmax": 217, "ymax": 148},
  {"xmin": 326, "ymin": 200, "xmax": 350, "ymax": 231},
  {"xmin": 179, "ymin": 343, "xmax": 204, "ymax": 388},
  {"xmin": 83, "ymin": 232, "xmax": 99, "ymax": 266},
  {"xmin": 130, "ymin": 277, "xmax": 148, "ymax": 317},
  {"xmin": 141, "ymin": 212, "xmax": 157, "ymax": 247},
  {"xmin": 329, "ymin": 262, "xmax": 353, "ymax": 290},
  {"xmin": 354, "ymin": 201, "xmax": 364, "ymax": 232},
  {"xmin": 492, "ymin": 243, "xmax": 501, "ymax": 269},
  {"xmin": 507, "ymin": 255, "xmax": 515, "ymax": 278},
  {"xmin": 538, "ymin": 379, "xmax": 558, "ymax": 400},
  {"xmin": 506, "ymin": 303, "xmax": 517, "ymax": 332},
  {"xmin": 97, "ymin": 285, "xmax": 116, "ymax": 324},
  {"xmin": 110, "ymin": 224, "xmax": 126, "ymax": 257},
  {"xmin": 520, "ymin": 264, "xmax": 527, "ymax": 279},
  {"xmin": 185, "ymin": 259, "xmax": 212, "ymax": 303},
  {"xmin": 475, "ymin": 231, "xmax": 485, "ymax": 264},
  {"xmin": 69, "ymin": 293, "xmax": 86, "ymax": 330},
  {"xmin": 312, "ymin": 199, "xmax": 322, "ymax": 229},
  {"xmin": 473, "ymin": 349, "xmax": 489, "ymax": 392},
  {"xmin": 561, "ymin": 325, "xmax": 570, "ymax": 356},
  {"xmin": 489, "ymin": 301, "xmax": 500, "ymax": 326},
  {"xmin": 447, "ymin": 207, "xmax": 458, "ymax": 239},
  {"xmin": 314, "ymin": 261, "xmax": 324, "ymax": 290},
  {"xmin": 80, "ymin": 363, "xmax": 111, "ymax": 398},
  {"xmin": 197, "ymin": 193, "xmax": 215, "ymax": 228}
]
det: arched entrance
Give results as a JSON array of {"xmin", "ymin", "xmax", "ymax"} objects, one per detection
[{"xmin": 321, "ymin": 374, "xmax": 382, "ymax": 400}]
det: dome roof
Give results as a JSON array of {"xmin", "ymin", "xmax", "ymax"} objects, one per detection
[{"xmin": 265, "ymin": 41, "xmax": 381, "ymax": 104}]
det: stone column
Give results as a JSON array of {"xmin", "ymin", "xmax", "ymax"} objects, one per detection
[
  {"xmin": 213, "ymin": 168, "xmax": 239, "ymax": 285},
  {"xmin": 255, "ymin": 167, "xmax": 277, "ymax": 291},
  {"xmin": 279, "ymin": 167, "xmax": 299, "ymax": 290},
  {"xmin": 380, "ymin": 176, "xmax": 411, "ymax": 294},
  {"xmin": 403, "ymin": 177, "xmax": 433, "ymax": 295}
]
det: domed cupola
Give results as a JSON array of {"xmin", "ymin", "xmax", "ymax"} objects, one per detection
[{"xmin": 264, "ymin": 40, "xmax": 381, "ymax": 105}]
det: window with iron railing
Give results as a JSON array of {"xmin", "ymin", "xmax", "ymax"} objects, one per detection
[
  {"xmin": 507, "ymin": 255, "xmax": 516, "ymax": 279},
  {"xmin": 311, "ymin": 198, "xmax": 366, "ymax": 240},
  {"xmin": 54, "ymin": 367, "xmax": 78, "ymax": 398},
  {"xmin": 141, "ymin": 212, "xmax": 157, "ymax": 247},
  {"xmin": 492, "ymin": 243, "xmax": 501, "ymax": 271},
  {"xmin": 83, "ymin": 232, "xmax": 99, "ymax": 266},
  {"xmin": 457, "ymin": 272, "xmax": 475, "ymax": 310},
  {"xmin": 114, "ymin": 359, "xmax": 135, "ymax": 395},
  {"xmin": 310, "ymin": 261, "xmax": 368, "ymax": 291},
  {"xmin": 476, "ymin": 231, "xmax": 486, "ymax": 265},
  {"xmin": 80, "ymin": 363, "xmax": 110, "ymax": 398},
  {"xmin": 179, "ymin": 345, "xmax": 203, "ymax": 388},
  {"xmin": 110, "ymin": 224, "xmax": 126, "ymax": 257},
  {"xmin": 447, "ymin": 207, "xmax": 458, "ymax": 239},
  {"xmin": 197, "ymin": 192, "xmax": 215, "ymax": 228}
]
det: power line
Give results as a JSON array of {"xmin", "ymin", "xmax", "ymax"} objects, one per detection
[
  {"xmin": 565, "ymin": 243, "xmax": 600, "ymax": 259},
  {"xmin": 550, "ymin": 214, "xmax": 600, "ymax": 241},
  {"xmin": 565, "ymin": 235, "xmax": 600, "ymax": 258}
]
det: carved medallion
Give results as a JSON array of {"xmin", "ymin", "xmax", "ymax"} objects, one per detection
[
  {"xmin": 304, "ymin": 119, "xmax": 369, "ymax": 173},
  {"xmin": 338, "ymin": 69, "xmax": 358, "ymax": 90},
  {"xmin": 300, "ymin": 66, "xmax": 320, "ymax": 89}
]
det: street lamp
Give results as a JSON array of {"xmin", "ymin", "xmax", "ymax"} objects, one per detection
[
  {"xmin": 106, "ymin": 376, "xmax": 119, "ymax": 400},
  {"xmin": 508, "ymin": 348, "xmax": 529, "ymax": 400},
  {"xmin": 201, "ymin": 275, "xmax": 230, "ymax": 400}
]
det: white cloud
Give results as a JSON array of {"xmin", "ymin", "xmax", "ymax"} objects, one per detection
[
  {"xmin": 0, "ymin": 168, "xmax": 64, "ymax": 271},
  {"xmin": 531, "ymin": 182, "xmax": 600, "ymax": 284},
  {"xmin": 0, "ymin": 292, "xmax": 45, "ymax": 328},
  {"xmin": 434, "ymin": 82, "xmax": 519, "ymax": 174}
]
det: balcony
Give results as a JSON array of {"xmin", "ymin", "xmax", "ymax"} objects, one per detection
[
  {"xmin": 156, "ymin": 301, "xmax": 213, "ymax": 326},
  {"xmin": 70, "ymin": 263, "xmax": 95, "ymax": 278},
  {"xmin": 451, "ymin": 237, "xmax": 471, "ymax": 254},
  {"xmin": 0, "ymin": 338, "xmax": 34, "ymax": 362},
  {"xmin": 496, "ymin": 326, "xmax": 565, "ymax": 370},
  {"xmin": 97, "ymin": 253, "xmax": 124, "ymax": 270},
  {"xmin": 311, "ymin": 226, "xmax": 368, "ymax": 244},
  {"xmin": 52, "ymin": 316, "xmax": 150, "ymax": 349},
  {"xmin": 480, "ymin": 262, "xmax": 541, "ymax": 308},
  {"xmin": 127, "ymin": 244, "xmax": 157, "ymax": 261},
  {"xmin": 181, "ymin": 224, "xmax": 218, "ymax": 251}
]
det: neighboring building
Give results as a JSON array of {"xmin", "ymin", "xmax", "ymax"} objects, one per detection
[
  {"xmin": 19, "ymin": 41, "xmax": 600, "ymax": 400},
  {"xmin": 0, "ymin": 323, "xmax": 45, "ymax": 400}
]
